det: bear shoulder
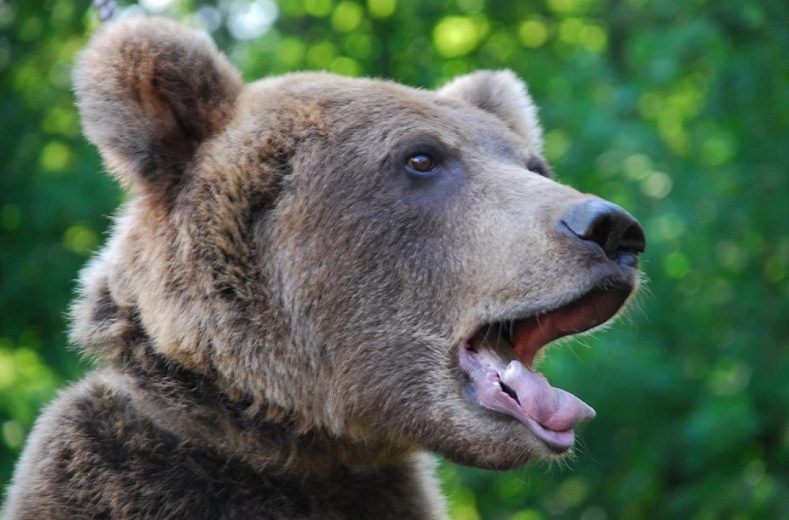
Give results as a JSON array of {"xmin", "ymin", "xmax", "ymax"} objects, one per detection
[{"xmin": 4, "ymin": 368, "xmax": 447, "ymax": 519}]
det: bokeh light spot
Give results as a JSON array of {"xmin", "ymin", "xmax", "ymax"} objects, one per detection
[
  {"xmin": 329, "ymin": 56, "xmax": 361, "ymax": 76},
  {"xmin": 367, "ymin": 0, "xmax": 395, "ymax": 18},
  {"xmin": 2, "ymin": 421, "xmax": 24, "ymax": 450},
  {"xmin": 305, "ymin": 0, "xmax": 333, "ymax": 17},
  {"xmin": 716, "ymin": 240, "xmax": 748, "ymax": 273},
  {"xmin": 227, "ymin": 0, "xmax": 278, "ymax": 40},
  {"xmin": 332, "ymin": 2, "xmax": 364, "ymax": 33},
  {"xmin": 512, "ymin": 510, "xmax": 546, "ymax": 520},
  {"xmin": 707, "ymin": 358, "xmax": 751, "ymax": 395},
  {"xmin": 42, "ymin": 105, "xmax": 80, "ymax": 137},
  {"xmin": 0, "ymin": 349, "xmax": 16, "ymax": 389},
  {"xmin": 39, "ymin": 140, "xmax": 72, "ymax": 174},
  {"xmin": 701, "ymin": 136, "xmax": 735, "ymax": 166},
  {"xmin": 276, "ymin": 37, "xmax": 306, "ymax": 68},
  {"xmin": 433, "ymin": 16, "xmax": 485, "ymax": 58},
  {"xmin": 641, "ymin": 171, "xmax": 673, "ymax": 199},
  {"xmin": 543, "ymin": 129, "xmax": 570, "ymax": 161},
  {"xmin": 547, "ymin": 0, "xmax": 595, "ymax": 14},
  {"xmin": 623, "ymin": 153, "xmax": 652, "ymax": 181},
  {"xmin": 764, "ymin": 255, "xmax": 787, "ymax": 283},
  {"xmin": 648, "ymin": 213, "xmax": 686, "ymax": 243},
  {"xmin": 451, "ymin": 485, "xmax": 480, "ymax": 520},
  {"xmin": 744, "ymin": 459, "xmax": 766, "ymax": 487},
  {"xmin": 63, "ymin": 223, "xmax": 99, "ymax": 256},
  {"xmin": 664, "ymin": 251, "xmax": 690, "ymax": 279},
  {"xmin": 307, "ymin": 41, "xmax": 338, "ymax": 68},
  {"xmin": 140, "ymin": 0, "xmax": 174, "ymax": 12},
  {"xmin": 519, "ymin": 17, "xmax": 549, "ymax": 48}
]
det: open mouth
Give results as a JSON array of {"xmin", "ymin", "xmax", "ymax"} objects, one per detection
[{"xmin": 459, "ymin": 283, "xmax": 633, "ymax": 453}]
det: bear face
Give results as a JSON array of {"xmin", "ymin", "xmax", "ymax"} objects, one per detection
[
  {"xmin": 0, "ymin": 17, "xmax": 650, "ymax": 518},
  {"xmin": 69, "ymin": 18, "xmax": 645, "ymax": 471}
]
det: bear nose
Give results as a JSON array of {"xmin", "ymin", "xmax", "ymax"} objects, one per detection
[{"xmin": 559, "ymin": 199, "xmax": 646, "ymax": 261}]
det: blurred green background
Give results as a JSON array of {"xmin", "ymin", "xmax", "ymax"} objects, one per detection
[{"xmin": 1, "ymin": 0, "xmax": 788, "ymax": 518}]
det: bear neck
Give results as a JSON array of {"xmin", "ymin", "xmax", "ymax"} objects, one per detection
[
  {"xmin": 70, "ymin": 262, "xmax": 420, "ymax": 477},
  {"xmin": 88, "ymin": 305, "xmax": 417, "ymax": 478}
]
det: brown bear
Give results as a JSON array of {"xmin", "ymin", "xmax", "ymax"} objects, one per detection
[{"xmin": 2, "ymin": 17, "xmax": 645, "ymax": 519}]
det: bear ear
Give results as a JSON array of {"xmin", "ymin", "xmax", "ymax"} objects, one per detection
[
  {"xmin": 73, "ymin": 17, "xmax": 243, "ymax": 195},
  {"xmin": 437, "ymin": 70, "xmax": 544, "ymax": 153}
]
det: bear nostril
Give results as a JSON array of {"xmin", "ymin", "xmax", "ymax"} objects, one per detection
[
  {"xmin": 559, "ymin": 199, "xmax": 646, "ymax": 261},
  {"xmin": 620, "ymin": 221, "xmax": 647, "ymax": 253}
]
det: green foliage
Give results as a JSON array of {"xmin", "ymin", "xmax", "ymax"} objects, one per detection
[{"xmin": 1, "ymin": 0, "xmax": 788, "ymax": 517}]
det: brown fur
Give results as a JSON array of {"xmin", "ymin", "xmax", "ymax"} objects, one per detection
[{"xmin": 3, "ymin": 17, "xmax": 643, "ymax": 519}]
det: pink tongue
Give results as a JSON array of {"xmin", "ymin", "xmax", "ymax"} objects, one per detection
[
  {"xmin": 501, "ymin": 361, "xmax": 596, "ymax": 432},
  {"xmin": 461, "ymin": 346, "xmax": 595, "ymax": 451}
]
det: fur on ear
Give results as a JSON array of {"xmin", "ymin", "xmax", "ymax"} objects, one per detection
[
  {"xmin": 73, "ymin": 17, "xmax": 243, "ymax": 194},
  {"xmin": 438, "ymin": 70, "xmax": 543, "ymax": 153}
]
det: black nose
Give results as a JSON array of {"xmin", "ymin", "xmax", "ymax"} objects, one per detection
[{"xmin": 559, "ymin": 199, "xmax": 646, "ymax": 261}]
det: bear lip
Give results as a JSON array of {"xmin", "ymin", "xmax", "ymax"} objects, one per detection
[{"xmin": 459, "ymin": 283, "xmax": 632, "ymax": 452}]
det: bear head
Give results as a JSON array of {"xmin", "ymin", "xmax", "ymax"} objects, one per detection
[{"xmin": 70, "ymin": 17, "xmax": 645, "ymax": 470}]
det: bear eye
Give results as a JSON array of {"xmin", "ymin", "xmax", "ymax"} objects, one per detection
[{"xmin": 405, "ymin": 153, "xmax": 436, "ymax": 175}]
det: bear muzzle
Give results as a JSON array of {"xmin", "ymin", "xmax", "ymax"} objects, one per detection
[{"xmin": 457, "ymin": 195, "xmax": 645, "ymax": 454}]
